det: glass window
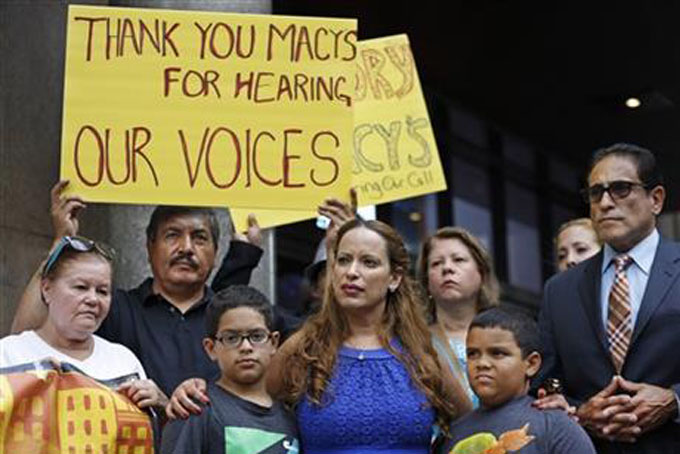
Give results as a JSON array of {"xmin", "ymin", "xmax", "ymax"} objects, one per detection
[
  {"xmin": 549, "ymin": 157, "xmax": 582, "ymax": 192},
  {"xmin": 422, "ymin": 194, "xmax": 439, "ymax": 236},
  {"xmin": 502, "ymin": 133, "xmax": 535, "ymax": 172},
  {"xmin": 453, "ymin": 198, "xmax": 493, "ymax": 252},
  {"xmin": 389, "ymin": 194, "xmax": 439, "ymax": 260},
  {"xmin": 505, "ymin": 181, "xmax": 542, "ymax": 293},
  {"xmin": 451, "ymin": 158, "xmax": 493, "ymax": 253},
  {"xmin": 449, "ymin": 106, "xmax": 488, "ymax": 148},
  {"xmin": 551, "ymin": 204, "xmax": 578, "ymax": 239}
]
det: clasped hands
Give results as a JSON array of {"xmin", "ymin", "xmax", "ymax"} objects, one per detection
[{"xmin": 574, "ymin": 376, "xmax": 677, "ymax": 443}]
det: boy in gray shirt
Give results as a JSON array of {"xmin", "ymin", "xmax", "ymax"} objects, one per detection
[
  {"xmin": 161, "ymin": 286, "xmax": 299, "ymax": 454},
  {"xmin": 444, "ymin": 308, "xmax": 595, "ymax": 454}
]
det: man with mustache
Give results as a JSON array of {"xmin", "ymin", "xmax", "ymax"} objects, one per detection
[
  {"xmin": 535, "ymin": 144, "xmax": 680, "ymax": 453},
  {"xmin": 12, "ymin": 181, "xmax": 263, "ymax": 398}
]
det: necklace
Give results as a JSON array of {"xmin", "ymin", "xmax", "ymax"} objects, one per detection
[{"xmin": 344, "ymin": 338, "xmax": 381, "ymax": 361}]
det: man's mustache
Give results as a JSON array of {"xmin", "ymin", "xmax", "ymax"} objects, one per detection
[{"xmin": 170, "ymin": 252, "xmax": 199, "ymax": 268}]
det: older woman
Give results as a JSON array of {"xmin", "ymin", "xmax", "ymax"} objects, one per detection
[
  {"xmin": 270, "ymin": 219, "xmax": 471, "ymax": 454},
  {"xmin": 417, "ymin": 227, "xmax": 500, "ymax": 409},
  {"xmin": 554, "ymin": 217, "xmax": 601, "ymax": 272},
  {"xmin": 0, "ymin": 236, "xmax": 167, "ymax": 409}
]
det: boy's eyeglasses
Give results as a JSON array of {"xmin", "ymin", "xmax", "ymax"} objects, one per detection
[
  {"xmin": 42, "ymin": 236, "xmax": 116, "ymax": 277},
  {"xmin": 214, "ymin": 329, "xmax": 271, "ymax": 348},
  {"xmin": 580, "ymin": 180, "xmax": 648, "ymax": 204}
]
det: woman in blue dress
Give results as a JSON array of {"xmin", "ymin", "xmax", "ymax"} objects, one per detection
[
  {"xmin": 417, "ymin": 227, "xmax": 500, "ymax": 409},
  {"xmin": 269, "ymin": 219, "xmax": 472, "ymax": 454}
]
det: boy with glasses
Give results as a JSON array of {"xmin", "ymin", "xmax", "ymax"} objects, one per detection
[{"xmin": 160, "ymin": 285, "xmax": 299, "ymax": 454}]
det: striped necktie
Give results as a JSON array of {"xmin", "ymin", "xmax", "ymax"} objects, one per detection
[{"xmin": 607, "ymin": 254, "xmax": 633, "ymax": 373}]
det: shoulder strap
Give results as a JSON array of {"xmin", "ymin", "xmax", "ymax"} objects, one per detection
[{"xmin": 431, "ymin": 323, "xmax": 472, "ymax": 403}]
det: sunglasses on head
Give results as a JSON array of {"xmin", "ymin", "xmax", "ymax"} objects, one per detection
[
  {"xmin": 580, "ymin": 180, "xmax": 649, "ymax": 204},
  {"xmin": 42, "ymin": 236, "xmax": 116, "ymax": 277}
]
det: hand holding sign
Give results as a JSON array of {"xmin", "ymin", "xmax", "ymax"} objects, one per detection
[
  {"xmin": 230, "ymin": 213, "xmax": 263, "ymax": 248},
  {"xmin": 50, "ymin": 180, "xmax": 86, "ymax": 239}
]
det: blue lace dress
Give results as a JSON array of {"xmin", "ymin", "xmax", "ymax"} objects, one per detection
[{"xmin": 296, "ymin": 344, "xmax": 435, "ymax": 454}]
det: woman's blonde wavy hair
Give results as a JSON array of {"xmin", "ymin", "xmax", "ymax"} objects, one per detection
[
  {"xmin": 280, "ymin": 219, "xmax": 462, "ymax": 430},
  {"xmin": 417, "ymin": 226, "xmax": 500, "ymax": 322}
]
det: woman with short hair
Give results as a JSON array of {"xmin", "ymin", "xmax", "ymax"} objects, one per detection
[
  {"xmin": 417, "ymin": 227, "xmax": 500, "ymax": 408},
  {"xmin": 0, "ymin": 236, "xmax": 167, "ymax": 409}
]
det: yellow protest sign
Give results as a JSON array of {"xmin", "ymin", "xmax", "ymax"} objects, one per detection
[
  {"xmin": 231, "ymin": 34, "xmax": 446, "ymax": 230},
  {"xmin": 60, "ymin": 5, "xmax": 356, "ymax": 209},
  {"xmin": 353, "ymin": 34, "xmax": 446, "ymax": 202},
  {"xmin": 232, "ymin": 206, "xmax": 315, "ymax": 231}
]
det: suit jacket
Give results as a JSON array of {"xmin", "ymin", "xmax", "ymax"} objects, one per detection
[{"xmin": 538, "ymin": 237, "xmax": 680, "ymax": 454}]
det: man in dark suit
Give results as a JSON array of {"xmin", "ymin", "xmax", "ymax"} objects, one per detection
[{"xmin": 536, "ymin": 143, "xmax": 679, "ymax": 453}]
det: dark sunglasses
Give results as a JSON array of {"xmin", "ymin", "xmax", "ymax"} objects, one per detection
[
  {"xmin": 580, "ymin": 180, "xmax": 648, "ymax": 204},
  {"xmin": 214, "ymin": 329, "xmax": 272, "ymax": 349},
  {"xmin": 42, "ymin": 236, "xmax": 116, "ymax": 277}
]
